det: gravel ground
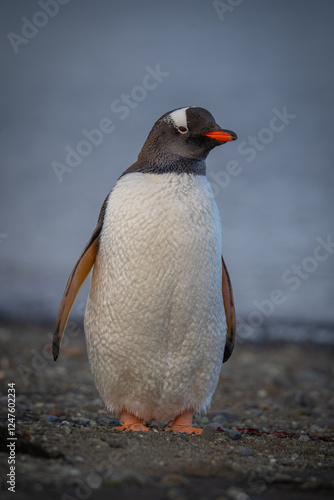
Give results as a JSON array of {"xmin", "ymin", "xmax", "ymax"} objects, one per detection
[{"xmin": 0, "ymin": 320, "xmax": 333, "ymax": 500}]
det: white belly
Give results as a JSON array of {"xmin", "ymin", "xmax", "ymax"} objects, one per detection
[{"xmin": 84, "ymin": 172, "xmax": 226, "ymax": 421}]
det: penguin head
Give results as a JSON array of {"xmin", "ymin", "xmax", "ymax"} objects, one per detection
[{"xmin": 138, "ymin": 107, "xmax": 237, "ymax": 168}]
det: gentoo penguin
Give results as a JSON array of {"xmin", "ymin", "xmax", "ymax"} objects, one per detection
[{"xmin": 53, "ymin": 107, "xmax": 237, "ymax": 434}]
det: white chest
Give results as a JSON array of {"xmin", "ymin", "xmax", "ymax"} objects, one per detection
[
  {"xmin": 101, "ymin": 172, "xmax": 222, "ymax": 265},
  {"xmin": 84, "ymin": 172, "xmax": 226, "ymax": 419}
]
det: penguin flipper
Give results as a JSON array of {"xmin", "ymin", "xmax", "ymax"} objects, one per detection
[
  {"xmin": 52, "ymin": 196, "xmax": 109, "ymax": 361},
  {"xmin": 52, "ymin": 233, "xmax": 99, "ymax": 361},
  {"xmin": 222, "ymin": 255, "xmax": 236, "ymax": 363}
]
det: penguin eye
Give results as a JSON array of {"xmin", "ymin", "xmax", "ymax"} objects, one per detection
[{"xmin": 177, "ymin": 126, "xmax": 188, "ymax": 134}]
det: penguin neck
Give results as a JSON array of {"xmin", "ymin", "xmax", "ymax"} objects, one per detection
[{"xmin": 123, "ymin": 154, "xmax": 207, "ymax": 176}]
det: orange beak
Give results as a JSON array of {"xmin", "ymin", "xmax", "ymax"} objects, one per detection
[{"xmin": 203, "ymin": 130, "xmax": 237, "ymax": 142}]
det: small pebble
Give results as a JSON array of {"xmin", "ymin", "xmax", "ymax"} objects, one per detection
[
  {"xmin": 108, "ymin": 438, "xmax": 128, "ymax": 448},
  {"xmin": 49, "ymin": 408, "xmax": 65, "ymax": 417},
  {"xmin": 279, "ymin": 458, "xmax": 292, "ymax": 466},
  {"xmin": 212, "ymin": 411, "xmax": 233, "ymax": 423},
  {"xmin": 298, "ymin": 435, "xmax": 311, "ymax": 442},
  {"xmin": 199, "ymin": 416, "xmax": 209, "ymax": 424},
  {"xmin": 99, "ymin": 417, "xmax": 121, "ymax": 427},
  {"xmin": 203, "ymin": 422, "xmax": 222, "ymax": 432},
  {"xmin": 71, "ymin": 417, "xmax": 90, "ymax": 426},
  {"xmin": 43, "ymin": 415, "xmax": 62, "ymax": 424},
  {"xmin": 201, "ymin": 425, "xmax": 217, "ymax": 440},
  {"xmin": 90, "ymin": 438, "xmax": 110, "ymax": 448},
  {"xmin": 223, "ymin": 428, "xmax": 242, "ymax": 440},
  {"xmin": 207, "ymin": 421, "xmax": 224, "ymax": 430}
]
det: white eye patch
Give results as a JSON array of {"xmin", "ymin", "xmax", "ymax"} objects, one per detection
[{"xmin": 167, "ymin": 107, "xmax": 189, "ymax": 129}]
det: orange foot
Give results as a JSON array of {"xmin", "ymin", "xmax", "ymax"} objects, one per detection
[
  {"xmin": 113, "ymin": 411, "xmax": 150, "ymax": 431},
  {"xmin": 165, "ymin": 410, "xmax": 202, "ymax": 434}
]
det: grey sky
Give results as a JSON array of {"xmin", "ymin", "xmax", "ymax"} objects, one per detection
[{"xmin": 1, "ymin": 0, "xmax": 333, "ymax": 327}]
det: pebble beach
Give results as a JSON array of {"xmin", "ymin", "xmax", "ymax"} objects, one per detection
[{"xmin": 0, "ymin": 320, "xmax": 333, "ymax": 499}]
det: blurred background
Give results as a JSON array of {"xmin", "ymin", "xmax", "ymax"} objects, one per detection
[{"xmin": 1, "ymin": 0, "xmax": 333, "ymax": 341}]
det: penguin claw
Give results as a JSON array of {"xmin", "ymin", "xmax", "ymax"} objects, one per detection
[
  {"xmin": 114, "ymin": 423, "xmax": 150, "ymax": 432},
  {"xmin": 113, "ymin": 411, "xmax": 150, "ymax": 431},
  {"xmin": 165, "ymin": 424, "xmax": 203, "ymax": 434},
  {"xmin": 164, "ymin": 410, "xmax": 203, "ymax": 434},
  {"xmin": 165, "ymin": 420, "xmax": 203, "ymax": 434}
]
